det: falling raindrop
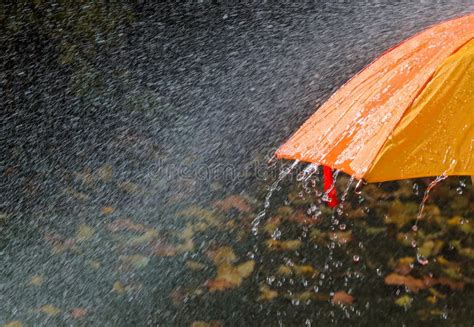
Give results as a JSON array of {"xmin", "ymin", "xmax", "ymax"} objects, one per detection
[
  {"xmin": 355, "ymin": 179, "xmax": 365, "ymax": 194},
  {"xmin": 412, "ymin": 183, "xmax": 419, "ymax": 195},
  {"xmin": 352, "ymin": 255, "xmax": 360, "ymax": 263}
]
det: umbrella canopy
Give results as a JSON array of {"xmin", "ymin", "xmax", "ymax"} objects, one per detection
[{"xmin": 276, "ymin": 14, "xmax": 474, "ymax": 183}]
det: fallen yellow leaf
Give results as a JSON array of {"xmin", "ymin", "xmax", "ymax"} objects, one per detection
[
  {"xmin": 30, "ymin": 275, "xmax": 44, "ymax": 286},
  {"xmin": 120, "ymin": 255, "xmax": 150, "ymax": 269},
  {"xmin": 258, "ymin": 285, "xmax": 278, "ymax": 301},
  {"xmin": 329, "ymin": 231, "xmax": 352, "ymax": 245},
  {"xmin": 186, "ymin": 260, "xmax": 206, "ymax": 271},
  {"xmin": 38, "ymin": 304, "xmax": 61, "ymax": 316},
  {"xmin": 113, "ymin": 281, "xmax": 125, "ymax": 294},
  {"xmin": 276, "ymin": 265, "xmax": 293, "ymax": 276},
  {"xmin": 236, "ymin": 260, "xmax": 255, "ymax": 278},
  {"xmin": 207, "ymin": 246, "xmax": 237, "ymax": 265},
  {"xmin": 88, "ymin": 260, "xmax": 101, "ymax": 269},
  {"xmin": 75, "ymin": 224, "xmax": 95, "ymax": 242},
  {"xmin": 97, "ymin": 164, "xmax": 113, "ymax": 182},
  {"xmin": 293, "ymin": 264, "xmax": 318, "ymax": 277},
  {"xmin": 127, "ymin": 229, "xmax": 158, "ymax": 246},
  {"xmin": 3, "ymin": 321, "xmax": 23, "ymax": 327},
  {"xmin": 266, "ymin": 239, "xmax": 302, "ymax": 251},
  {"xmin": 101, "ymin": 206, "xmax": 115, "ymax": 215},
  {"xmin": 395, "ymin": 295, "xmax": 413, "ymax": 308}
]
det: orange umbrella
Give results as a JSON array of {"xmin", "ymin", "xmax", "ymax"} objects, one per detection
[{"xmin": 276, "ymin": 14, "xmax": 474, "ymax": 206}]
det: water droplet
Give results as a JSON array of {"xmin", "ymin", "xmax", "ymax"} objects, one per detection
[
  {"xmin": 271, "ymin": 228, "xmax": 281, "ymax": 239},
  {"xmin": 456, "ymin": 187, "xmax": 463, "ymax": 195},
  {"xmin": 411, "ymin": 225, "xmax": 418, "ymax": 232},
  {"xmin": 411, "ymin": 240, "xmax": 417, "ymax": 248},
  {"xmin": 355, "ymin": 180, "xmax": 365, "ymax": 194},
  {"xmin": 417, "ymin": 254, "xmax": 429, "ymax": 266},
  {"xmin": 339, "ymin": 223, "xmax": 347, "ymax": 231},
  {"xmin": 352, "ymin": 255, "xmax": 360, "ymax": 263}
]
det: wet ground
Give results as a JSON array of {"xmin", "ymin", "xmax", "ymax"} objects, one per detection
[{"xmin": 1, "ymin": 2, "xmax": 474, "ymax": 326}]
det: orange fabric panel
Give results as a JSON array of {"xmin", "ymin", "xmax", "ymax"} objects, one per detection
[
  {"xmin": 365, "ymin": 39, "xmax": 474, "ymax": 182},
  {"xmin": 276, "ymin": 14, "xmax": 474, "ymax": 180}
]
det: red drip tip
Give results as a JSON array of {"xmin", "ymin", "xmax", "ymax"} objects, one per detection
[{"xmin": 323, "ymin": 166, "xmax": 338, "ymax": 208}]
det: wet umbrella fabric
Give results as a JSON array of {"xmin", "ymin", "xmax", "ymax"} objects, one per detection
[{"xmin": 276, "ymin": 14, "xmax": 474, "ymax": 206}]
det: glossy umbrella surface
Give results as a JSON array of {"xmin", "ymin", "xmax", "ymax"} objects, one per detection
[{"xmin": 276, "ymin": 13, "xmax": 474, "ymax": 182}]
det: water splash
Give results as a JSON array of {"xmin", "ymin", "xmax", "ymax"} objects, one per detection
[
  {"xmin": 412, "ymin": 166, "xmax": 454, "ymax": 265},
  {"xmin": 251, "ymin": 160, "xmax": 300, "ymax": 235}
]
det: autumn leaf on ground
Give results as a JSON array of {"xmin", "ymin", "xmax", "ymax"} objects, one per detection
[
  {"xmin": 206, "ymin": 261, "xmax": 255, "ymax": 292},
  {"xmin": 37, "ymin": 304, "xmax": 62, "ymax": 316},
  {"xmin": 347, "ymin": 207, "xmax": 366, "ymax": 219},
  {"xmin": 106, "ymin": 219, "xmax": 146, "ymax": 233},
  {"xmin": 287, "ymin": 291, "xmax": 329, "ymax": 302},
  {"xmin": 292, "ymin": 264, "xmax": 319, "ymax": 278},
  {"xmin": 332, "ymin": 291, "xmax": 354, "ymax": 305},
  {"xmin": 287, "ymin": 212, "xmax": 318, "ymax": 225},
  {"xmin": 151, "ymin": 239, "xmax": 178, "ymax": 257},
  {"xmin": 205, "ymin": 278, "xmax": 237, "ymax": 292},
  {"xmin": 88, "ymin": 260, "xmax": 101, "ymax": 269},
  {"xmin": 3, "ymin": 321, "xmax": 23, "ymax": 327},
  {"xmin": 186, "ymin": 260, "xmax": 206, "ymax": 271},
  {"xmin": 236, "ymin": 261, "xmax": 255, "ymax": 278},
  {"xmin": 258, "ymin": 285, "xmax": 278, "ymax": 301},
  {"xmin": 276, "ymin": 265, "xmax": 293, "ymax": 276},
  {"xmin": 70, "ymin": 307, "xmax": 88, "ymax": 319},
  {"xmin": 384, "ymin": 200, "xmax": 419, "ymax": 228},
  {"xmin": 169, "ymin": 287, "xmax": 188, "ymax": 306},
  {"xmin": 214, "ymin": 195, "xmax": 251, "ymax": 213},
  {"xmin": 30, "ymin": 275, "xmax": 44, "ymax": 286},
  {"xmin": 207, "ymin": 246, "xmax": 237, "ymax": 265},
  {"xmin": 44, "ymin": 233, "xmax": 76, "ymax": 254},
  {"xmin": 384, "ymin": 273, "xmax": 427, "ymax": 292},
  {"xmin": 395, "ymin": 295, "xmax": 413, "ymax": 308},
  {"xmin": 263, "ymin": 216, "xmax": 282, "ymax": 234},
  {"xmin": 66, "ymin": 187, "xmax": 89, "ymax": 201},
  {"xmin": 276, "ymin": 263, "xmax": 319, "ymax": 278},
  {"xmin": 426, "ymin": 287, "xmax": 446, "ymax": 304},
  {"xmin": 417, "ymin": 240, "xmax": 444, "ymax": 258},
  {"xmin": 329, "ymin": 231, "xmax": 352, "ymax": 245},
  {"xmin": 265, "ymin": 239, "xmax": 302, "ymax": 251},
  {"xmin": 75, "ymin": 224, "xmax": 95, "ymax": 242},
  {"xmin": 394, "ymin": 257, "xmax": 414, "ymax": 275},
  {"xmin": 117, "ymin": 181, "xmax": 140, "ymax": 194},
  {"xmin": 113, "ymin": 281, "xmax": 126, "ymax": 294},
  {"xmin": 120, "ymin": 255, "xmax": 150, "ymax": 269},
  {"xmin": 127, "ymin": 229, "xmax": 159, "ymax": 246},
  {"xmin": 101, "ymin": 206, "xmax": 115, "ymax": 215},
  {"xmin": 96, "ymin": 164, "xmax": 113, "ymax": 182},
  {"xmin": 177, "ymin": 206, "xmax": 219, "ymax": 226},
  {"xmin": 436, "ymin": 277, "xmax": 464, "ymax": 290}
]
